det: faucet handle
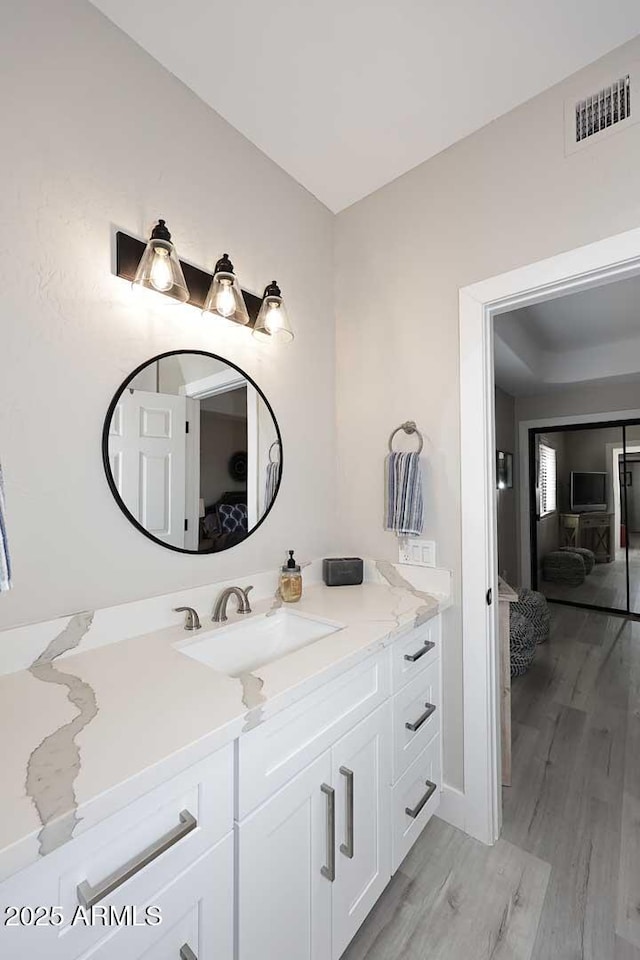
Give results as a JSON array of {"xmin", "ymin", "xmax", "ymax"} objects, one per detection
[
  {"xmin": 240, "ymin": 585, "xmax": 253, "ymax": 614},
  {"xmin": 174, "ymin": 606, "xmax": 201, "ymax": 631}
]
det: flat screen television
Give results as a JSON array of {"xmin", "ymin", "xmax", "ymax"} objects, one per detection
[{"xmin": 570, "ymin": 471, "xmax": 607, "ymax": 512}]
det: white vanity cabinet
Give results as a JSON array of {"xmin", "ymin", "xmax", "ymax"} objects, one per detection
[
  {"xmin": 0, "ymin": 612, "xmax": 443, "ymax": 960},
  {"xmin": 237, "ymin": 701, "xmax": 392, "ymax": 960}
]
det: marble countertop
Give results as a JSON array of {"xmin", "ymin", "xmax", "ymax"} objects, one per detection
[{"xmin": 0, "ymin": 562, "xmax": 450, "ymax": 884}]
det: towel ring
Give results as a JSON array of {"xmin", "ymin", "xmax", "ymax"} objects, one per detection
[
  {"xmin": 268, "ymin": 441, "xmax": 281, "ymax": 464},
  {"xmin": 388, "ymin": 421, "xmax": 424, "ymax": 454}
]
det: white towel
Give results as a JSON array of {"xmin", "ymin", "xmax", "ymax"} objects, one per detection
[
  {"xmin": 384, "ymin": 451, "xmax": 424, "ymax": 536},
  {"xmin": 0, "ymin": 461, "xmax": 12, "ymax": 592}
]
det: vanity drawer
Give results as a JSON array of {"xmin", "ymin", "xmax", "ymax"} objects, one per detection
[
  {"xmin": 391, "ymin": 735, "xmax": 440, "ymax": 873},
  {"xmin": 237, "ymin": 652, "xmax": 389, "ymax": 818},
  {"xmin": 391, "ymin": 616, "xmax": 440, "ymax": 692},
  {"xmin": 392, "ymin": 659, "xmax": 440, "ymax": 783},
  {"xmin": 73, "ymin": 837, "xmax": 233, "ymax": 960},
  {"xmin": 52, "ymin": 746, "xmax": 231, "ymax": 959},
  {"xmin": 0, "ymin": 748, "xmax": 233, "ymax": 960}
]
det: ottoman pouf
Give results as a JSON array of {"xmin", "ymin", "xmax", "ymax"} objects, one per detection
[
  {"xmin": 542, "ymin": 550, "xmax": 586, "ymax": 586},
  {"xmin": 558, "ymin": 546, "xmax": 595, "ymax": 574},
  {"xmin": 510, "ymin": 610, "xmax": 536, "ymax": 677},
  {"xmin": 513, "ymin": 588, "xmax": 550, "ymax": 644}
]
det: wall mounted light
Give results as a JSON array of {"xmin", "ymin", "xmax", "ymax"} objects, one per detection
[
  {"xmin": 132, "ymin": 220, "xmax": 189, "ymax": 302},
  {"xmin": 115, "ymin": 225, "xmax": 294, "ymax": 343},
  {"xmin": 253, "ymin": 281, "xmax": 294, "ymax": 343},
  {"xmin": 202, "ymin": 254, "xmax": 250, "ymax": 326},
  {"xmin": 496, "ymin": 450, "xmax": 513, "ymax": 490}
]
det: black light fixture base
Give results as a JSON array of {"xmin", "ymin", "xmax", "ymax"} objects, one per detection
[{"xmin": 115, "ymin": 231, "xmax": 262, "ymax": 324}]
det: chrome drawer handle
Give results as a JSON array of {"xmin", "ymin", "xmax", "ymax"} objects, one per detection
[
  {"xmin": 404, "ymin": 640, "xmax": 435, "ymax": 663},
  {"xmin": 405, "ymin": 780, "xmax": 437, "ymax": 819},
  {"xmin": 77, "ymin": 810, "xmax": 197, "ymax": 908},
  {"xmin": 180, "ymin": 946, "xmax": 197, "ymax": 960},
  {"xmin": 405, "ymin": 702, "xmax": 436, "ymax": 733},
  {"xmin": 320, "ymin": 783, "xmax": 335, "ymax": 881},
  {"xmin": 339, "ymin": 767, "xmax": 354, "ymax": 859}
]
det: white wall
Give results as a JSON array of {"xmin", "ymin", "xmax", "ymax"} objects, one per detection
[
  {"xmin": 335, "ymin": 37, "xmax": 640, "ymax": 790},
  {"xmin": 0, "ymin": 0, "xmax": 336, "ymax": 630}
]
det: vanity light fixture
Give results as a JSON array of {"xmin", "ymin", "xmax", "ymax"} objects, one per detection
[
  {"xmin": 202, "ymin": 253, "xmax": 250, "ymax": 326},
  {"xmin": 132, "ymin": 220, "xmax": 189, "ymax": 302},
  {"xmin": 253, "ymin": 281, "xmax": 294, "ymax": 343},
  {"xmin": 116, "ymin": 227, "xmax": 292, "ymax": 344}
]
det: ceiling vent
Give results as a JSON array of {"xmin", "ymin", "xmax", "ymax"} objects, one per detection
[{"xmin": 565, "ymin": 66, "xmax": 639, "ymax": 155}]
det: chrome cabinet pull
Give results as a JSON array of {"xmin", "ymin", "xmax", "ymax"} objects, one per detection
[
  {"xmin": 405, "ymin": 702, "xmax": 436, "ymax": 732},
  {"xmin": 180, "ymin": 946, "xmax": 197, "ymax": 960},
  {"xmin": 339, "ymin": 767, "xmax": 354, "ymax": 859},
  {"xmin": 320, "ymin": 783, "xmax": 335, "ymax": 881},
  {"xmin": 405, "ymin": 780, "xmax": 437, "ymax": 819},
  {"xmin": 77, "ymin": 810, "xmax": 197, "ymax": 908},
  {"xmin": 404, "ymin": 640, "xmax": 435, "ymax": 663}
]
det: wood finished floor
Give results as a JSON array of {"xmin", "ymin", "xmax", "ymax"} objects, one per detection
[{"xmin": 342, "ymin": 605, "xmax": 640, "ymax": 960}]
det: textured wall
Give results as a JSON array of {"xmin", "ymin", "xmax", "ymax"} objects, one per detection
[{"xmin": 0, "ymin": 0, "xmax": 336, "ymax": 629}]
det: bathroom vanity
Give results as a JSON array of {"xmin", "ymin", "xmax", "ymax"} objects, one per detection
[{"xmin": 0, "ymin": 567, "xmax": 448, "ymax": 960}]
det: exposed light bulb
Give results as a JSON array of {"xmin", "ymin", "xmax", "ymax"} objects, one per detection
[
  {"xmin": 264, "ymin": 301, "xmax": 283, "ymax": 334},
  {"xmin": 149, "ymin": 247, "xmax": 173, "ymax": 292},
  {"xmin": 215, "ymin": 279, "xmax": 236, "ymax": 318},
  {"xmin": 498, "ymin": 481, "xmax": 505, "ymax": 490}
]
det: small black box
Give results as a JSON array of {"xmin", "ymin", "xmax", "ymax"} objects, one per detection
[{"xmin": 322, "ymin": 557, "xmax": 364, "ymax": 587}]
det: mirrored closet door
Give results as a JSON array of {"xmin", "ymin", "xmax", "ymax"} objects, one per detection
[{"xmin": 531, "ymin": 418, "xmax": 640, "ymax": 616}]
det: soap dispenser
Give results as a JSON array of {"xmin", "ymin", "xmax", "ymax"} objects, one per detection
[{"xmin": 280, "ymin": 550, "xmax": 302, "ymax": 603}]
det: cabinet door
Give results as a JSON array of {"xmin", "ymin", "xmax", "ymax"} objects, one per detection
[
  {"xmin": 237, "ymin": 752, "xmax": 333, "ymax": 960},
  {"xmin": 331, "ymin": 702, "xmax": 392, "ymax": 960}
]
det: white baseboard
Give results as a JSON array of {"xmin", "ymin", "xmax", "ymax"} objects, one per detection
[{"xmin": 437, "ymin": 783, "xmax": 467, "ymax": 834}]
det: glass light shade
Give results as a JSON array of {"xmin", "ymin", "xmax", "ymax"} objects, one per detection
[
  {"xmin": 202, "ymin": 254, "xmax": 250, "ymax": 326},
  {"xmin": 132, "ymin": 221, "xmax": 189, "ymax": 303},
  {"xmin": 253, "ymin": 282, "xmax": 294, "ymax": 343}
]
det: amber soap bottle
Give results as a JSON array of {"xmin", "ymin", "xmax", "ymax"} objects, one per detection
[{"xmin": 280, "ymin": 550, "xmax": 302, "ymax": 602}]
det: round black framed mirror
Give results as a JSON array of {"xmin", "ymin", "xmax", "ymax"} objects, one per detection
[{"xmin": 102, "ymin": 350, "xmax": 283, "ymax": 554}]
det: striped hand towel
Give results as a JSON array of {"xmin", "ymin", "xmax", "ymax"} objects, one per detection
[
  {"xmin": 264, "ymin": 461, "xmax": 280, "ymax": 515},
  {"xmin": 384, "ymin": 451, "xmax": 424, "ymax": 536},
  {"xmin": 0, "ymin": 461, "xmax": 12, "ymax": 592}
]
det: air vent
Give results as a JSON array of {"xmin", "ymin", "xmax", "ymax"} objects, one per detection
[
  {"xmin": 575, "ymin": 76, "xmax": 630, "ymax": 143},
  {"xmin": 565, "ymin": 65, "xmax": 639, "ymax": 156}
]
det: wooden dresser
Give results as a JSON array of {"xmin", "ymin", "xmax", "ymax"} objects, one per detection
[{"xmin": 559, "ymin": 512, "xmax": 613, "ymax": 562}]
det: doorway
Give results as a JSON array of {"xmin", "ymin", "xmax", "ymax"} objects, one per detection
[{"xmin": 459, "ymin": 225, "xmax": 640, "ymax": 845}]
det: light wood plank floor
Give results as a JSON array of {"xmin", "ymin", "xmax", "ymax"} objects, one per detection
[{"xmin": 342, "ymin": 605, "xmax": 640, "ymax": 960}]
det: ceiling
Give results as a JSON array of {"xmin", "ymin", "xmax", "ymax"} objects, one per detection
[
  {"xmin": 494, "ymin": 273, "xmax": 640, "ymax": 396},
  {"xmin": 90, "ymin": 0, "xmax": 640, "ymax": 212}
]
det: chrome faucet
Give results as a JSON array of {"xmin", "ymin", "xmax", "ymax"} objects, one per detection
[
  {"xmin": 212, "ymin": 585, "xmax": 253, "ymax": 622},
  {"xmin": 174, "ymin": 606, "xmax": 201, "ymax": 631}
]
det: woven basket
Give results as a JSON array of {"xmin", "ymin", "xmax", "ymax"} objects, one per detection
[
  {"xmin": 510, "ymin": 610, "xmax": 536, "ymax": 677},
  {"xmin": 559, "ymin": 546, "xmax": 595, "ymax": 575},
  {"xmin": 542, "ymin": 550, "xmax": 586, "ymax": 586},
  {"xmin": 514, "ymin": 588, "xmax": 550, "ymax": 645}
]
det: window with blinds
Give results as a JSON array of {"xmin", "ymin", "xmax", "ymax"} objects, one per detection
[{"xmin": 539, "ymin": 442, "xmax": 557, "ymax": 517}]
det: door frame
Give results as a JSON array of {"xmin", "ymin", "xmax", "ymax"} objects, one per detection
[{"xmin": 459, "ymin": 226, "xmax": 640, "ymax": 845}]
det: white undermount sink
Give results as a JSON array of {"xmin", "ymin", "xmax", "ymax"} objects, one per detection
[{"xmin": 174, "ymin": 609, "xmax": 344, "ymax": 677}]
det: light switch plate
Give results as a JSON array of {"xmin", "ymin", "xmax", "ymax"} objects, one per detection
[{"xmin": 398, "ymin": 539, "xmax": 436, "ymax": 567}]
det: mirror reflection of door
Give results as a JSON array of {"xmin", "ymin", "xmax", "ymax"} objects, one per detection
[{"xmin": 105, "ymin": 352, "xmax": 282, "ymax": 554}]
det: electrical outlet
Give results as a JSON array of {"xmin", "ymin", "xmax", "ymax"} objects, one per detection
[{"xmin": 398, "ymin": 539, "xmax": 436, "ymax": 567}]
